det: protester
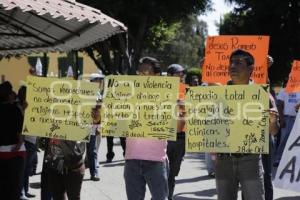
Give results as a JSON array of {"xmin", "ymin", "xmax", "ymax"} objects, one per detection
[
  {"xmin": 260, "ymin": 55, "xmax": 278, "ymax": 200},
  {"xmin": 40, "ymin": 138, "xmax": 53, "ymax": 200},
  {"xmin": 190, "ymin": 75, "xmax": 200, "ymax": 86},
  {"xmin": 166, "ymin": 64, "xmax": 186, "ymax": 199},
  {"xmin": 18, "ymin": 85, "xmax": 37, "ymax": 199},
  {"xmin": 85, "ymin": 73, "xmax": 104, "ymax": 181},
  {"xmin": 273, "ymin": 88, "xmax": 300, "ymax": 167},
  {"xmin": 45, "ymin": 139, "xmax": 86, "ymax": 200},
  {"xmin": 0, "ymin": 81, "xmax": 26, "ymax": 200},
  {"xmin": 90, "ymin": 73, "xmax": 105, "ymax": 154},
  {"xmin": 89, "ymin": 73, "xmax": 127, "ymax": 163},
  {"xmin": 124, "ymin": 57, "xmax": 169, "ymax": 200},
  {"xmin": 215, "ymin": 49, "xmax": 279, "ymax": 200},
  {"xmin": 243, "ymin": 55, "xmax": 278, "ymax": 200},
  {"xmin": 86, "ymin": 108, "xmax": 100, "ymax": 181}
]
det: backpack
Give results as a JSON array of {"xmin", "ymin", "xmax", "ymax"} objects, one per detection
[{"xmin": 45, "ymin": 139, "xmax": 85, "ymax": 174}]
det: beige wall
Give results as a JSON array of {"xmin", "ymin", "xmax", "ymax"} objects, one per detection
[
  {"xmin": 0, "ymin": 57, "xmax": 29, "ymax": 91},
  {"xmin": 0, "ymin": 52, "xmax": 100, "ymax": 92}
]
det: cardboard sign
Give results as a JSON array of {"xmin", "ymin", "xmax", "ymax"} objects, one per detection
[
  {"xmin": 202, "ymin": 35, "xmax": 270, "ymax": 84},
  {"xmin": 101, "ymin": 75, "xmax": 179, "ymax": 140},
  {"xmin": 22, "ymin": 76, "xmax": 99, "ymax": 141},
  {"xmin": 274, "ymin": 111, "xmax": 300, "ymax": 192},
  {"xmin": 285, "ymin": 60, "xmax": 300, "ymax": 93},
  {"xmin": 186, "ymin": 84, "xmax": 269, "ymax": 153}
]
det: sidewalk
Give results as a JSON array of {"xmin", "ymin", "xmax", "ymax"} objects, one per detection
[{"xmin": 28, "ymin": 139, "xmax": 300, "ymax": 200}]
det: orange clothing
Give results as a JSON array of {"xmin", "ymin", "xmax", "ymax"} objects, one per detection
[{"xmin": 177, "ymin": 83, "xmax": 186, "ymax": 133}]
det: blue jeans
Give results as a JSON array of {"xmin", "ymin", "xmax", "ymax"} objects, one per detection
[
  {"xmin": 22, "ymin": 141, "xmax": 37, "ymax": 195},
  {"xmin": 275, "ymin": 115, "xmax": 296, "ymax": 162},
  {"xmin": 124, "ymin": 159, "xmax": 168, "ymax": 200},
  {"xmin": 87, "ymin": 135, "xmax": 99, "ymax": 177},
  {"xmin": 216, "ymin": 154, "xmax": 264, "ymax": 200}
]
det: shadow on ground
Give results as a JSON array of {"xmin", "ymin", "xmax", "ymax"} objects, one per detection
[
  {"xmin": 102, "ymin": 161, "xmax": 125, "ymax": 167},
  {"xmin": 174, "ymin": 188, "xmax": 217, "ymax": 199},
  {"xmin": 174, "ymin": 197, "xmax": 214, "ymax": 200},
  {"xmin": 176, "ymin": 175, "xmax": 214, "ymax": 184}
]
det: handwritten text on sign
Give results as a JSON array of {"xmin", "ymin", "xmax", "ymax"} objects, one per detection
[
  {"xmin": 202, "ymin": 35, "xmax": 269, "ymax": 85},
  {"xmin": 186, "ymin": 85, "xmax": 269, "ymax": 153},
  {"xmin": 274, "ymin": 111, "xmax": 300, "ymax": 193},
  {"xmin": 101, "ymin": 75, "xmax": 179, "ymax": 140},
  {"xmin": 22, "ymin": 76, "xmax": 99, "ymax": 141},
  {"xmin": 285, "ymin": 60, "xmax": 300, "ymax": 93}
]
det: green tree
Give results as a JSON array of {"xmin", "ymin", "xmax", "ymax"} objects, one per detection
[
  {"xmin": 144, "ymin": 15, "xmax": 208, "ymax": 70},
  {"xmin": 77, "ymin": 0, "xmax": 211, "ymax": 74},
  {"xmin": 219, "ymin": 0, "xmax": 300, "ymax": 83}
]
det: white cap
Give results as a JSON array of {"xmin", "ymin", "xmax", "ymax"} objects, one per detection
[{"xmin": 90, "ymin": 73, "xmax": 105, "ymax": 81}]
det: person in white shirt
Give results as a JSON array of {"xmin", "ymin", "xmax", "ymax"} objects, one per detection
[{"xmin": 274, "ymin": 89, "xmax": 300, "ymax": 166}]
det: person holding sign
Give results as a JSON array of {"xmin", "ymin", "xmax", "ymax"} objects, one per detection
[
  {"xmin": 166, "ymin": 64, "xmax": 186, "ymax": 200},
  {"xmin": 215, "ymin": 49, "xmax": 279, "ymax": 200},
  {"xmin": 85, "ymin": 73, "xmax": 103, "ymax": 181},
  {"xmin": 124, "ymin": 57, "xmax": 169, "ymax": 200},
  {"xmin": 0, "ymin": 81, "xmax": 26, "ymax": 200},
  {"xmin": 259, "ymin": 55, "xmax": 277, "ymax": 200},
  {"xmin": 46, "ymin": 139, "xmax": 86, "ymax": 200}
]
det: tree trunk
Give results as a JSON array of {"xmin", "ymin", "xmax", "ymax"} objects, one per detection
[
  {"xmin": 85, "ymin": 47, "xmax": 109, "ymax": 75},
  {"xmin": 129, "ymin": 14, "xmax": 148, "ymax": 74},
  {"xmin": 117, "ymin": 33, "xmax": 131, "ymax": 74}
]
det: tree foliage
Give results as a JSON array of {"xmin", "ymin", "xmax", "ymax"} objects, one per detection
[
  {"xmin": 219, "ymin": 0, "xmax": 300, "ymax": 83},
  {"xmin": 144, "ymin": 15, "xmax": 208, "ymax": 70},
  {"xmin": 77, "ymin": 0, "xmax": 211, "ymax": 74}
]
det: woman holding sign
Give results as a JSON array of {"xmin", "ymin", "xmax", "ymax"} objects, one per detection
[{"xmin": 124, "ymin": 57, "xmax": 169, "ymax": 200}]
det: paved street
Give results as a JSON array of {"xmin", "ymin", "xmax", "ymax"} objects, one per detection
[{"xmin": 28, "ymin": 139, "xmax": 300, "ymax": 200}]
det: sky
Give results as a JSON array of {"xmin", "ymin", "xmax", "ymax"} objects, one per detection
[{"xmin": 198, "ymin": 0, "xmax": 234, "ymax": 36}]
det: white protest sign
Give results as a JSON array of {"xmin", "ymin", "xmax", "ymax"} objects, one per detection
[{"xmin": 274, "ymin": 111, "xmax": 300, "ymax": 192}]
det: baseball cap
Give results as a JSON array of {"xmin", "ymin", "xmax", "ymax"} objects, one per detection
[
  {"xmin": 90, "ymin": 73, "xmax": 105, "ymax": 82},
  {"xmin": 167, "ymin": 64, "xmax": 185, "ymax": 75}
]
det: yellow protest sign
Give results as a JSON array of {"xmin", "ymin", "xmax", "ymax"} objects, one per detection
[
  {"xmin": 22, "ymin": 76, "xmax": 99, "ymax": 141},
  {"xmin": 101, "ymin": 75, "xmax": 179, "ymax": 140},
  {"xmin": 186, "ymin": 84, "xmax": 269, "ymax": 153}
]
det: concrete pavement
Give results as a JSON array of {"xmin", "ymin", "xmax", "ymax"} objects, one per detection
[{"xmin": 28, "ymin": 139, "xmax": 300, "ymax": 200}]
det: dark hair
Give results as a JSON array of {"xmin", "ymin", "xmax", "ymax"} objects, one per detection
[
  {"xmin": 18, "ymin": 85, "xmax": 27, "ymax": 104},
  {"xmin": 229, "ymin": 49, "xmax": 255, "ymax": 67},
  {"xmin": 0, "ymin": 81, "xmax": 13, "ymax": 102},
  {"xmin": 139, "ymin": 56, "xmax": 161, "ymax": 74}
]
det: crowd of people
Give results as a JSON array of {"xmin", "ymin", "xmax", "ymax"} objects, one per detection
[{"xmin": 0, "ymin": 49, "xmax": 300, "ymax": 200}]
